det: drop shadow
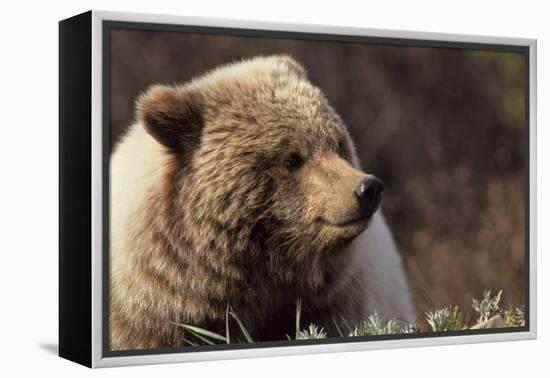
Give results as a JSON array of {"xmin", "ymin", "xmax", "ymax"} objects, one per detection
[{"xmin": 38, "ymin": 343, "xmax": 58, "ymax": 356}]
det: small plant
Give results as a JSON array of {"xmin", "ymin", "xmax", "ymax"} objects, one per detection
[
  {"xmin": 426, "ymin": 308, "xmax": 450, "ymax": 331},
  {"xmin": 426, "ymin": 305, "xmax": 464, "ymax": 331},
  {"xmin": 298, "ymin": 324, "xmax": 327, "ymax": 339},
  {"xmin": 349, "ymin": 312, "xmax": 403, "ymax": 336},
  {"xmin": 503, "ymin": 305, "xmax": 526, "ymax": 327},
  {"xmin": 472, "ymin": 289, "xmax": 502, "ymax": 323},
  {"xmin": 402, "ymin": 323, "xmax": 419, "ymax": 334}
]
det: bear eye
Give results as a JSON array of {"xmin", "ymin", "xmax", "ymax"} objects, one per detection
[{"xmin": 285, "ymin": 152, "xmax": 304, "ymax": 172}]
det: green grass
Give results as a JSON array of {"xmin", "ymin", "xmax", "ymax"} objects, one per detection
[{"xmin": 173, "ymin": 289, "xmax": 525, "ymax": 345}]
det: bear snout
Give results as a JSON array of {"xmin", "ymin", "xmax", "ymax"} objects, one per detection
[{"xmin": 354, "ymin": 176, "xmax": 384, "ymax": 217}]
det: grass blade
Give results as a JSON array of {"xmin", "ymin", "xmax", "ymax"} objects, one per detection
[
  {"xmin": 172, "ymin": 322, "xmax": 227, "ymax": 343},
  {"xmin": 229, "ymin": 308, "xmax": 254, "ymax": 343},
  {"xmin": 332, "ymin": 317, "xmax": 344, "ymax": 337},
  {"xmin": 225, "ymin": 303, "xmax": 231, "ymax": 344},
  {"xmin": 182, "ymin": 337, "xmax": 198, "ymax": 346},
  {"xmin": 295, "ymin": 299, "xmax": 302, "ymax": 340},
  {"xmin": 186, "ymin": 329, "xmax": 215, "ymax": 345},
  {"xmin": 339, "ymin": 315, "xmax": 352, "ymax": 333}
]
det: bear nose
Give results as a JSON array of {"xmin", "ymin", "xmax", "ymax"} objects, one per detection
[{"xmin": 354, "ymin": 176, "xmax": 384, "ymax": 216}]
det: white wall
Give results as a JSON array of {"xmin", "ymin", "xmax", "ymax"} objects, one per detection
[{"xmin": 0, "ymin": 0, "xmax": 546, "ymax": 376}]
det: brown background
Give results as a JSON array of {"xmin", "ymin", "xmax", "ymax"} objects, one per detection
[{"xmin": 109, "ymin": 27, "xmax": 526, "ymax": 328}]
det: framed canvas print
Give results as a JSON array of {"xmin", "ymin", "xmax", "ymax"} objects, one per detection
[{"xmin": 59, "ymin": 10, "xmax": 537, "ymax": 368}]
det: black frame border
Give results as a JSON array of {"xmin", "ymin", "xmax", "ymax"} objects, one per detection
[
  {"xmin": 59, "ymin": 11, "xmax": 93, "ymax": 367},
  {"xmin": 101, "ymin": 19, "xmax": 531, "ymax": 359}
]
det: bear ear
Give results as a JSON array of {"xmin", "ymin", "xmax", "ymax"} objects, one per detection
[
  {"xmin": 136, "ymin": 84, "xmax": 204, "ymax": 153},
  {"xmin": 275, "ymin": 55, "xmax": 307, "ymax": 78}
]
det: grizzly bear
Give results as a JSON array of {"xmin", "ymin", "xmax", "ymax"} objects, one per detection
[{"xmin": 110, "ymin": 55, "xmax": 414, "ymax": 350}]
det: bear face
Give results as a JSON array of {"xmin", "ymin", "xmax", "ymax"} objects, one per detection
[{"xmin": 135, "ymin": 56, "xmax": 383, "ymax": 294}]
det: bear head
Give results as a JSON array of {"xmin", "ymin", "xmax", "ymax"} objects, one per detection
[{"xmin": 135, "ymin": 55, "xmax": 384, "ymax": 291}]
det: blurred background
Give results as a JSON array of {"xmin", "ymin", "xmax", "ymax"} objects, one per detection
[{"xmin": 109, "ymin": 28, "xmax": 526, "ymax": 328}]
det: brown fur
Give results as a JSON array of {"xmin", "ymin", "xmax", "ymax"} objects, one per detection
[{"xmin": 110, "ymin": 56, "xmax": 376, "ymax": 350}]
